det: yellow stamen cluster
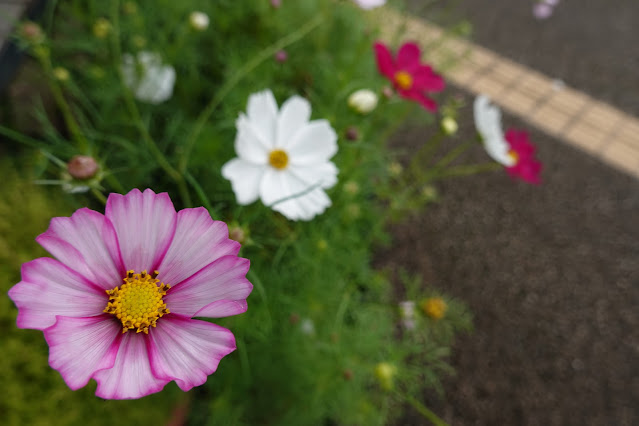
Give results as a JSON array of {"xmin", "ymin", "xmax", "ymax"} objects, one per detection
[
  {"xmin": 420, "ymin": 297, "xmax": 447, "ymax": 321},
  {"xmin": 269, "ymin": 149, "xmax": 289, "ymax": 170},
  {"xmin": 394, "ymin": 71, "xmax": 413, "ymax": 90},
  {"xmin": 103, "ymin": 270, "xmax": 170, "ymax": 334},
  {"xmin": 508, "ymin": 149, "xmax": 520, "ymax": 164}
]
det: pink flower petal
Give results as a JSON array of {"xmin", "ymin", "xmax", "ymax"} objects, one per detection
[
  {"xmin": 36, "ymin": 208, "xmax": 124, "ymax": 289},
  {"xmin": 8, "ymin": 258, "xmax": 107, "ymax": 330},
  {"xmin": 412, "ymin": 65, "xmax": 445, "ymax": 92},
  {"xmin": 165, "ymin": 255, "xmax": 252, "ymax": 317},
  {"xmin": 105, "ymin": 189, "xmax": 177, "ymax": 273},
  {"xmin": 396, "ymin": 42, "xmax": 421, "ymax": 70},
  {"xmin": 93, "ymin": 332, "xmax": 168, "ymax": 399},
  {"xmin": 373, "ymin": 42, "xmax": 396, "ymax": 79},
  {"xmin": 148, "ymin": 315, "xmax": 237, "ymax": 391},
  {"xmin": 402, "ymin": 90, "xmax": 438, "ymax": 112},
  {"xmin": 44, "ymin": 315, "xmax": 122, "ymax": 390},
  {"xmin": 157, "ymin": 208, "xmax": 241, "ymax": 286},
  {"xmin": 194, "ymin": 299, "xmax": 248, "ymax": 318}
]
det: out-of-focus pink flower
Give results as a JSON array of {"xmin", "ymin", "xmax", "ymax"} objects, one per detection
[
  {"xmin": 270, "ymin": 0, "xmax": 281, "ymax": 8},
  {"xmin": 353, "ymin": 0, "xmax": 386, "ymax": 10},
  {"xmin": 274, "ymin": 49, "xmax": 288, "ymax": 63},
  {"xmin": 504, "ymin": 130, "xmax": 542, "ymax": 184},
  {"xmin": 533, "ymin": 3, "xmax": 553, "ymax": 19},
  {"xmin": 373, "ymin": 41, "xmax": 445, "ymax": 112},
  {"xmin": 8, "ymin": 188, "xmax": 253, "ymax": 399},
  {"xmin": 474, "ymin": 95, "xmax": 542, "ymax": 184}
]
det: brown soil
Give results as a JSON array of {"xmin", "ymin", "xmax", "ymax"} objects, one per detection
[{"xmin": 377, "ymin": 100, "xmax": 639, "ymax": 425}]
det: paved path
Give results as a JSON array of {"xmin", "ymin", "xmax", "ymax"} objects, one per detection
[{"xmin": 375, "ymin": 8, "xmax": 639, "ymax": 178}]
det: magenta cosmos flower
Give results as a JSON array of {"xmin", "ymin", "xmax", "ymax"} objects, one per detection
[
  {"xmin": 8, "ymin": 188, "xmax": 253, "ymax": 399},
  {"xmin": 374, "ymin": 41, "xmax": 445, "ymax": 111},
  {"xmin": 474, "ymin": 95, "xmax": 542, "ymax": 184}
]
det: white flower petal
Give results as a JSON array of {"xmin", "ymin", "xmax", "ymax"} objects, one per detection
[
  {"xmin": 276, "ymin": 95, "xmax": 311, "ymax": 147},
  {"xmin": 473, "ymin": 95, "xmax": 515, "ymax": 166},
  {"xmin": 289, "ymin": 162, "xmax": 338, "ymax": 190},
  {"xmin": 235, "ymin": 115, "xmax": 270, "ymax": 163},
  {"xmin": 221, "ymin": 158, "xmax": 265, "ymax": 205},
  {"xmin": 246, "ymin": 90, "xmax": 278, "ymax": 148},
  {"xmin": 259, "ymin": 169, "xmax": 331, "ymax": 221},
  {"xmin": 287, "ymin": 120, "xmax": 338, "ymax": 165}
]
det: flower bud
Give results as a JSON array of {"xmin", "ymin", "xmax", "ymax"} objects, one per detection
[
  {"xmin": 343, "ymin": 181, "xmax": 359, "ymax": 195},
  {"xmin": 67, "ymin": 155, "xmax": 99, "ymax": 180},
  {"xmin": 19, "ymin": 21, "xmax": 45, "ymax": 44},
  {"xmin": 440, "ymin": 116, "xmax": 458, "ymax": 135},
  {"xmin": 229, "ymin": 226, "xmax": 246, "ymax": 244},
  {"xmin": 93, "ymin": 18, "xmax": 111, "ymax": 39},
  {"xmin": 420, "ymin": 297, "xmax": 447, "ymax": 320},
  {"xmin": 343, "ymin": 369, "xmax": 354, "ymax": 381},
  {"xmin": 123, "ymin": 2, "xmax": 138, "ymax": 14},
  {"xmin": 348, "ymin": 89, "xmax": 378, "ymax": 114},
  {"xmin": 53, "ymin": 67, "xmax": 70, "ymax": 82},
  {"xmin": 398, "ymin": 300, "xmax": 416, "ymax": 330},
  {"xmin": 374, "ymin": 362, "xmax": 396, "ymax": 391},
  {"xmin": 345, "ymin": 126, "xmax": 360, "ymax": 141},
  {"xmin": 189, "ymin": 11, "xmax": 210, "ymax": 31},
  {"xmin": 270, "ymin": 0, "xmax": 282, "ymax": 8},
  {"xmin": 382, "ymin": 86, "xmax": 394, "ymax": 99},
  {"xmin": 274, "ymin": 49, "xmax": 288, "ymax": 63},
  {"xmin": 388, "ymin": 161, "xmax": 403, "ymax": 177}
]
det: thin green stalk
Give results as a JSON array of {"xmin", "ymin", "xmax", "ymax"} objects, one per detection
[
  {"xmin": 396, "ymin": 391, "xmax": 448, "ymax": 426},
  {"xmin": 184, "ymin": 171, "xmax": 218, "ymax": 215},
  {"xmin": 178, "ymin": 13, "xmax": 325, "ymax": 175},
  {"xmin": 109, "ymin": 0, "xmax": 190, "ymax": 205},
  {"xmin": 40, "ymin": 54, "xmax": 89, "ymax": 152},
  {"xmin": 0, "ymin": 125, "xmax": 43, "ymax": 148},
  {"xmin": 434, "ymin": 162, "xmax": 501, "ymax": 179},
  {"xmin": 91, "ymin": 187, "xmax": 107, "ymax": 205}
]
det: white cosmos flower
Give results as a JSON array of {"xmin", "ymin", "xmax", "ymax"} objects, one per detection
[
  {"xmin": 473, "ymin": 95, "xmax": 515, "ymax": 167},
  {"xmin": 121, "ymin": 51, "xmax": 176, "ymax": 104},
  {"xmin": 222, "ymin": 90, "xmax": 339, "ymax": 221},
  {"xmin": 353, "ymin": 0, "xmax": 386, "ymax": 10}
]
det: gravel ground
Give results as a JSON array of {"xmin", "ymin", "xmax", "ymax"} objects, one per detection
[
  {"xmin": 379, "ymin": 103, "xmax": 638, "ymax": 425},
  {"xmin": 407, "ymin": 0, "xmax": 639, "ymax": 116},
  {"xmin": 378, "ymin": 1, "xmax": 639, "ymax": 420}
]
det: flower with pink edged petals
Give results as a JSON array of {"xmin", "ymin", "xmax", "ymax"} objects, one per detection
[
  {"xmin": 373, "ymin": 41, "xmax": 445, "ymax": 112},
  {"xmin": 8, "ymin": 188, "xmax": 253, "ymax": 399},
  {"xmin": 474, "ymin": 95, "xmax": 542, "ymax": 184}
]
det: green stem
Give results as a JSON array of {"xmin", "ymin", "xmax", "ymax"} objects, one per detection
[
  {"xmin": 177, "ymin": 13, "xmax": 325, "ymax": 175},
  {"xmin": 40, "ymin": 54, "xmax": 89, "ymax": 152},
  {"xmin": 0, "ymin": 124, "xmax": 43, "ymax": 148},
  {"xmin": 109, "ymin": 0, "xmax": 191, "ymax": 205},
  {"xmin": 434, "ymin": 162, "xmax": 501, "ymax": 179},
  {"xmin": 91, "ymin": 187, "xmax": 107, "ymax": 205},
  {"xmin": 396, "ymin": 391, "xmax": 448, "ymax": 426}
]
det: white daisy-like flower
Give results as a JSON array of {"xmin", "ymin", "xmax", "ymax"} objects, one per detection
[
  {"xmin": 189, "ymin": 11, "xmax": 209, "ymax": 31},
  {"xmin": 473, "ymin": 95, "xmax": 516, "ymax": 167},
  {"xmin": 222, "ymin": 90, "xmax": 339, "ymax": 221},
  {"xmin": 121, "ymin": 51, "xmax": 176, "ymax": 104},
  {"xmin": 348, "ymin": 89, "xmax": 378, "ymax": 114},
  {"xmin": 353, "ymin": 0, "xmax": 386, "ymax": 10}
]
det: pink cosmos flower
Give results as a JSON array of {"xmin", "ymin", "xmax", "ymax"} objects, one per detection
[
  {"xmin": 474, "ymin": 95, "xmax": 542, "ymax": 184},
  {"xmin": 504, "ymin": 130, "xmax": 542, "ymax": 184},
  {"xmin": 373, "ymin": 41, "xmax": 445, "ymax": 112},
  {"xmin": 8, "ymin": 188, "xmax": 253, "ymax": 399}
]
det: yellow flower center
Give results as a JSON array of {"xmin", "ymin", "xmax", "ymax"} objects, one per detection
[
  {"xmin": 394, "ymin": 71, "xmax": 413, "ymax": 90},
  {"xmin": 103, "ymin": 270, "xmax": 170, "ymax": 334},
  {"xmin": 420, "ymin": 297, "xmax": 447, "ymax": 320},
  {"xmin": 508, "ymin": 149, "xmax": 520, "ymax": 164},
  {"xmin": 269, "ymin": 149, "xmax": 289, "ymax": 170}
]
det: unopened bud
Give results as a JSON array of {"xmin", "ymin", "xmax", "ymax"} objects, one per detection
[
  {"xmin": 67, "ymin": 155, "xmax": 99, "ymax": 180},
  {"xmin": 19, "ymin": 21, "xmax": 45, "ymax": 44},
  {"xmin": 345, "ymin": 126, "xmax": 359, "ymax": 141},
  {"xmin": 53, "ymin": 67, "xmax": 70, "ymax": 82},
  {"xmin": 93, "ymin": 18, "xmax": 111, "ymax": 39},
  {"xmin": 440, "ymin": 116, "xmax": 458, "ymax": 135},
  {"xmin": 343, "ymin": 181, "xmax": 359, "ymax": 195},
  {"xmin": 270, "ymin": 0, "xmax": 282, "ymax": 8},
  {"xmin": 343, "ymin": 369, "xmax": 354, "ymax": 381},
  {"xmin": 382, "ymin": 86, "xmax": 394, "ymax": 99},
  {"xmin": 189, "ymin": 11, "xmax": 209, "ymax": 31},
  {"xmin": 374, "ymin": 362, "xmax": 396, "ymax": 391},
  {"xmin": 274, "ymin": 49, "xmax": 288, "ymax": 63},
  {"xmin": 229, "ymin": 225, "xmax": 246, "ymax": 244},
  {"xmin": 348, "ymin": 89, "xmax": 378, "ymax": 114}
]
